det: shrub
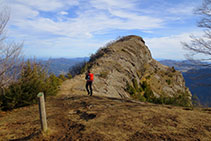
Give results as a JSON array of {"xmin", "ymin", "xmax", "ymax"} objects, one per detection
[
  {"xmin": 89, "ymin": 47, "xmax": 111, "ymax": 63},
  {"xmin": 172, "ymin": 66, "xmax": 176, "ymax": 72},
  {"xmin": 126, "ymin": 80, "xmax": 152, "ymax": 101},
  {"xmin": 66, "ymin": 73, "xmax": 72, "ymax": 79},
  {"xmin": 126, "ymin": 82, "xmax": 136, "ymax": 96},
  {"xmin": 99, "ymin": 71, "xmax": 109, "ymax": 79},
  {"xmin": 192, "ymin": 94, "xmax": 201, "ymax": 106},
  {"xmin": 0, "ymin": 61, "xmax": 62, "ymax": 111},
  {"xmin": 1, "ymin": 82, "xmax": 23, "ymax": 110},
  {"xmin": 80, "ymin": 62, "xmax": 89, "ymax": 74},
  {"xmin": 175, "ymin": 92, "xmax": 191, "ymax": 107},
  {"xmin": 137, "ymin": 94, "xmax": 146, "ymax": 102},
  {"xmin": 141, "ymin": 81, "xmax": 148, "ymax": 90},
  {"xmin": 151, "ymin": 92, "xmax": 191, "ymax": 107},
  {"xmin": 58, "ymin": 74, "xmax": 67, "ymax": 81},
  {"xmin": 166, "ymin": 79, "xmax": 171, "ymax": 85},
  {"xmin": 44, "ymin": 73, "xmax": 62, "ymax": 96},
  {"xmin": 132, "ymin": 79, "xmax": 139, "ymax": 90},
  {"xmin": 143, "ymin": 87, "xmax": 154, "ymax": 101},
  {"xmin": 69, "ymin": 61, "xmax": 88, "ymax": 77},
  {"xmin": 126, "ymin": 79, "xmax": 191, "ymax": 107}
]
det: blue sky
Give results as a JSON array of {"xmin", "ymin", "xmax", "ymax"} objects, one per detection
[{"xmin": 2, "ymin": 0, "xmax": 203, "ymax": 60}]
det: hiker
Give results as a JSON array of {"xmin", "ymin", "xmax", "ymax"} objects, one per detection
[{"xmin": 85, "ymin": 70, "xmax": 94, "ymax": 96}]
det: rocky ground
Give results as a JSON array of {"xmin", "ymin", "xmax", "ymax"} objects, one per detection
[{"xmin": 0, "ymin": 92, "xmax": 211, "ymax": 141}]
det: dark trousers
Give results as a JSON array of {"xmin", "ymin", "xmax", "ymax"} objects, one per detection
[{"xmin": 86, "ymin": 81, "xmax": 93, "ymax": 96}]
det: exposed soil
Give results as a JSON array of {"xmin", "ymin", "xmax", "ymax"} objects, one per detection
[{"xmin": 0, "ymin": 94, "xmax": 211, "ymax": 141}]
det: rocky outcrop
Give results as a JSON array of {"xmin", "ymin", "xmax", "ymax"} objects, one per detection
[{"xmin": 61, "ymin": 35, "xmax": 191, "ymax": 100}]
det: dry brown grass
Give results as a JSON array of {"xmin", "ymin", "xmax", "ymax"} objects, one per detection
[{"xmin": 0, "ymin": 94, "xmax": 211, "ymax": 141}]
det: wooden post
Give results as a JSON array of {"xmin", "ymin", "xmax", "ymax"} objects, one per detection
[
  {"xmin": 0, "ymin": 88, "xmax": 5, "ymax": 95},
  {"xmin": 37, "ymin": 92, "xmax": 48, "ymax": 132}
]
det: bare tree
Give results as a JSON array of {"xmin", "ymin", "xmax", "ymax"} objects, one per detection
[
  {"xmin": 0, "ymin": 9, "xmax": 23, "ymax": 89},
  {"xmin": 182, "ymin": 0, "xmax": 211, "ymax": 67},
  {"xmin": 181, "ymin": 0, "xmax": 211, "ymax": 107}
]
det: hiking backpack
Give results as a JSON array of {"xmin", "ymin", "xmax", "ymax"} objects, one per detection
[{"xmin": 89, "ymin": 73, "xmax": 94, "ymax": 81}]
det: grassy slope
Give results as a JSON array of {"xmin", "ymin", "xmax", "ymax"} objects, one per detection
[{"xmin": 0, "ymin": 94, "xmax": 211, "ymax": 141}]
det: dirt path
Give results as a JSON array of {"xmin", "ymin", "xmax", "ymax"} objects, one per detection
[
  {"xmin": 0, "ymin": 94, "xmax": 211, "ymax": 141},
  {"xmin": 58, "ymin": 76, "xmax": 110, "ymax": 97}
]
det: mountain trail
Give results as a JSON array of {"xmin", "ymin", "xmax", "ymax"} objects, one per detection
[{"xmin": 0, "ymin": 35, "xmax": 210, "ymax": 140}]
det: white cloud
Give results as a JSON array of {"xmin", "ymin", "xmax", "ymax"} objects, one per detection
[
  {"xmin": 167, "ymin": 5, "xmax": 195, "ymax": 16},
  {"xmin": 6, "ymin": 1, "xmax": 164, "ymax": 38},
  {"xmin": 90, "ymin": 0, "xmax": 138, "ymax": 10},
  {"xmin": 2, "ymin": 0, "xmax": 202, "ymax": 58},
  {"xmin": 9, "ymin": 3, "xmax": 39, "ymax": 21},
  {"xmin": 17, "ymin": 0, "xmax": 63, "ymax": 11},
  {"xmin": 22, "ymin": 36, "xmax": 106, "ymax": 58},
  {"xmin": 59, "ymin": 11, "xmax": 68, "ymax": 15},
  {"xmin": 108, "ymin": 9, "xmax": 163, "ymax": 29},
  {"xmin": 145, "ymin": 31, "xmax": 203, "ymax": 60},
  {"xmin": 11, "ymin": 0, "xmax": 79, "ymax": 12}
]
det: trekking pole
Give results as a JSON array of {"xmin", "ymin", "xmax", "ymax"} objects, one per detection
[{"xmin": 37, "ymin": 92, "xmax": 48, "ymax": 132}]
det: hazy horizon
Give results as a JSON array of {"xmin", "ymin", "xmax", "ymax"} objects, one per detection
[{"xmin": 26, "ymin": 56, "xmax": 189, "ymax": 62}]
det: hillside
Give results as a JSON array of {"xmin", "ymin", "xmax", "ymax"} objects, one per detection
[
  {"xmin": 37, "ymin": 57, "xmax": 210, "ymax": 106},
  {"xmin": 62, "ymin": 35, "xmax": 191, "ymax": 103},
  {"xmin": 1, "ymin": 95, "xmax": 211, "ymax": 140}
]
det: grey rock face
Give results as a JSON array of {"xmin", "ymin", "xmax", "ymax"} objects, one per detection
[{"xmin": 66, "ymin": 35, "xmax": 191, "ymax": 100}]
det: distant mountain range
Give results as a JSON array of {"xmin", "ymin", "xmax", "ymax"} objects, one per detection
[
  {"xmin": 159, "ymin": 60, "xmax": 207, "ymax": 72},
  {"xmin": 160, "ymin": 60, "xmax": 211, "ymax": 107},
  {"xmin": 40, "ymin": 57, "xmax": 89, "ymax": 76},
  {"xmin": 39, "ymin": 57, "xmax": 210, "ymax": 107}
]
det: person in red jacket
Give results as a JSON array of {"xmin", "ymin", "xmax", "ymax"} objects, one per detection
[{"xmin": 85, "ymin": 70, "xmax": 94, "ymax": 96}]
